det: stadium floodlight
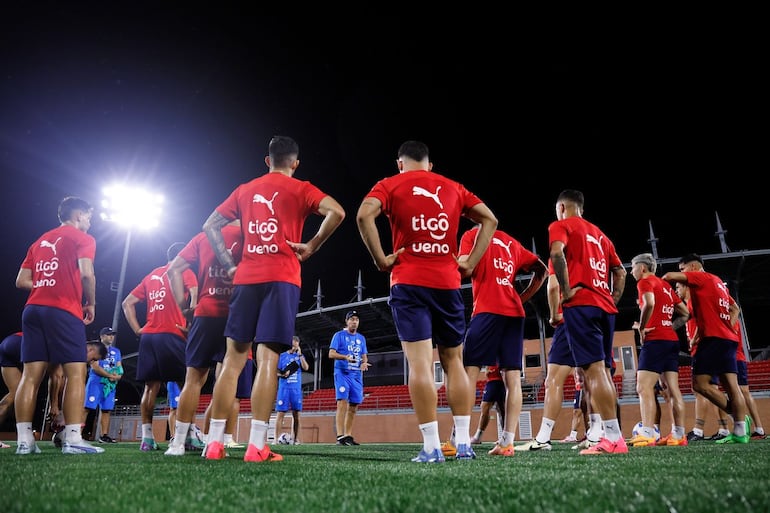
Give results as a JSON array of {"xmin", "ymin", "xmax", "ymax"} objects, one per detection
[{"xmin": 101, "ymin": 185, "xmax": 164, "ymax": 330}]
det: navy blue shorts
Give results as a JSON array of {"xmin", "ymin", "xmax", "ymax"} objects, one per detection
[
  {"xmin": 226, "ymin": 283, "xmax": 299, "ymax": 347},
  {"xmin": 562, "ymin": 305, "xmax": 615, "ymax": 368},
  {"xmin": 547, "ymin": 323, "xmax": 575, "ymax": 367},
  {"xmin": 737, "ymin": 360, "xmax": 749, "ymax": 386},
  {"xmin": 389, "ymin": 284, "xmax": 465, "ymax": 347},
  {"xmin": 692, "ymin": 337, "xmax": 738, "ymax": 376},
  {"xmin": 186, "ymin": 316, "xmax": 228, "ymax": 369},
  {"xmin": 236, "ymin": 358, "xmax": 255, "ymax": 399},
  {"xmin": 21, "ymin": 305, "xmax": 87, "ymax": 364},
  {"xmin": 135, "ymin": 332, "xmax": 186, "ymax": 382},
  {"xmin": 0, "ymin": 333, "xmax": 22, "ymax": 368},
  {"xmin": 638, "ymin": 340, "xmax": 680, "ymax": 374},
  {"xmin": 463, "ymin": 313, "xmax": 524, "ymax": 370},
  {"xmin": 481, "ymin": 379, "xmax": 506, "ymax": 404}
]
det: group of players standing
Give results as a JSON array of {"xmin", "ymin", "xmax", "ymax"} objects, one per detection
[{"xmin": 7, "ymin": 136, "xmax": 756, "ymax": 462}]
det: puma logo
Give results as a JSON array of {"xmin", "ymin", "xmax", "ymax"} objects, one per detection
[
  {"xmin": 40, "ymin": 237, "xmax": 62, "ymax": 256},
  {"xmin": 252, "ymin": 192, "xmax": 279, "ymax": 215},
  {"xmin": 662, "ymin": 288, "xmax": 673, "ymax": 301},
  {"xmin": 150, "ymin": 274, "xmax": 165, "ymax": 283},
  {"xmin": 585, "ymin": 234, "xmax": 605, "ymax": 255},
  {"xmin": 412, "ymin": 186, "xmax": 443, "ymax": 209},
  {"xmin": 492, "ymin": 237, "xmax": 513, "ymax": 257}
]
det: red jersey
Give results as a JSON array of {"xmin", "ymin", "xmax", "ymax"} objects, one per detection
[
  {"xmin": 635, "ymin": 274, "xmax": 681, "ymax": 342},
  {"xmin": 21, "ymin": 224, "xmax": 96, "ymax": 320},
  {"xmin": 214, "ymin": 172, "xmax": 328, "ymax": 287},
  {"xmin": 486, "ymin": 364, "xmax": 502, "ymax": 382},
  {"xmin": 547, "ymin": 216, "xmax": 622, "ymax": 313},
  {"xmin": 364, "ymin": 170, "xmax": 483, "ymax": 289},
  {"xmin": 460, "ymin": 227, "xmax": 539, "ymax": 317},
  {"xmin": 684, "ymin": 271, "xmax": 739, "ymax": 342},
  {"xmin": 129, "ymin": 263, "xmax": 197, "ymax": 338},
  {"xmin": 178, "ymin": 225, "xmax": 243, "ymax": 318}
]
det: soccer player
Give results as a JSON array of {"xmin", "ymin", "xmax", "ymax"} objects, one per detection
[
  {"xmin": 14, "ymin": 196, "xmax": 104, "ymax": 455},
  {"xmin": 356, "ymin": 140, "xmax": 497, "ymax": 463},
  {"xmin": 662, "ymin": 254, "xmax": 749, "ymax": 443},
  {"xmin": 547, "ymin": 190, "xmax": 628, "ymax": 455},
  {"xmin": 122, "ymin": 242, "xmax": 198, "ymax": 451},
  {"xmin": 470, "ymin": 365, "xmax": 505, "ymax": 445},
  {"xmin": 0, "ymin": 332, "xmax": 24, "ymax": 429},
  {"xmin": 329, "ymin": 312, "xmax": 369, "ymax": 445},
  {"xmin": 275, "ymin": 335, "xmax": 309, "ymax": 444},
  {"xmin": 455, "ymin": 224, "xmax": 547, "ymax": 457},
  {"xmin": 163, "ymin": 222, "xmax": 242, "ymax": 456},
  {"xmin": 627, "ymin": 253, "xmax": 690, "ymax": 447},
  {"xmin": 201, "ymin": 135, "xmax": 344, "ymax": 462}
]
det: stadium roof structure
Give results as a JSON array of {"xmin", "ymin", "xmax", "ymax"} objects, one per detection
[{"xmin": 294, "ymin": 221, "xmax": 770, "ymax": 360}]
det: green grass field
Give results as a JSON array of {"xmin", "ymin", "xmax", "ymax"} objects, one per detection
[{"xmin": 1, "ymin": 438, "xmax": 769, "ymax": 513}]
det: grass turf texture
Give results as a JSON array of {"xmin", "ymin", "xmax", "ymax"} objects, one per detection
[{"xmin": 1, "ymin": 439, "xmax": 769, "ymax": 513}]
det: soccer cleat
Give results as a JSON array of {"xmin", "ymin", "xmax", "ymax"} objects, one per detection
[
  {"xmin": 686, "ymin": 431, "xmax": 705, "ymax": 442},
  {"xmin": 0, "ymin": 441, "xmax": 10, "ymax": 449},
  {"xmin": 455, "ymin": 443, "xmax": 476, "ymax": 460},
  {"xmin": 665, "ymin": 436, "xmax": 688, "ymax": 446},
  {"xmin": 62, "ymin": 440, "xmax": 105, "ymax": 454},
  {"xmin": 628, "ymin": 434, "xmax": 657, "ymax": 447},
  {"xmin": 244, "ymin": 444, "xmax": 283, "ymax": 462},
  {"xmin": 411, "ymin": 448, "xmax": 446, "ymax": 463},
  {"xmin": 98, "ymin": 434, "xmax": 115, "ymax": 444},
  {"xmin": 750, "ymin": 432, "xmax": 767, "ymax": 440},
  {"xmin": 656, "ymin": 435, "xmax": 671, "ymax": 445},
  {"xmin": 715, "ymin": 433, "xmax": 750, "ymax": 444},
  {"xmin": 336, "ymin": 435, "xmax": 353, "ymax": 446},
  {"xmin": 185, "ymin": 436, "xmax": 206, "ymax": 451},
  {"xmin": 440, "ymin": 440, "xmax": 457, "ymax": 457},
  {"xmin": 560, "ymin": 435, "xmax": 579, "ymax": 443},
  {"xmin": 52, "ymin": 430, "xmax": 64, "ymax": 448},
  {"xmin": 16, "ymin": 441, "xmax": 41, "ymax": 455},
  {"xmin": 224, "ymin": 440, "xmax": 244, "ymax": 449},
  {"xmin": 164, "ymin": 444, "xmax": 186, "ymax": 456},
  {"xmin": 204, "ymin": 440, "xmax": 226, "ymax": 460},
  {"xmin": 572, "ymin": 438, "xmax": 598, "ymax": 450},
  {"xmin": 488, "ymin": 443, "xmax": 515, "ymax": 457},
  {"xmin": 469, "ymin": 435, "xmax": 481, "ymax": 444},
  {"xmin": 140, "ymin": 438, "xmax": 160, "ymax": 452},
  {"xmin": 346, "ymin": 436, "xmax": 360, "ymax": 446},
  {"xmin": 580, "ymin": 437, "xmax": 628, "ymax": 455},
  {"xmin": 706, "ymin": 432, "xmax": 728, "ymax": 441},
  {"xmin": 516, "ymin": 439, "xmax": 552, "ymax": 451}
]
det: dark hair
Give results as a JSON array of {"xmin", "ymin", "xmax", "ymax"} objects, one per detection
[
  {"xmin": 88, "ymin": 340, "xmax": 108, "ymax": 359},
  {"xmin": 397, "ymin": 140, "xmax": 430, "ymax": 162},
  {"xmin": 58, "ymin": 196, "xmax": 92, "ymax": 223},
  {"xmin": 269, "ymin": 135, "xmax": 299, "ymax": 168},
  {"xmin": 679, "ymin": 253, "xmax": 703, "ymax": 266},
  {"xmin": 167, "ymin": 242, "xmax": 186, "ymax": 262},
  {"xmin": 556, "ymin": 190, "xmax": 584, "ymax": 209}
]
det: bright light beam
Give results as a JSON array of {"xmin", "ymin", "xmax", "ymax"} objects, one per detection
[{"xmin": 101, "ymin": 184, "xmax": 164, "ymax": 330}]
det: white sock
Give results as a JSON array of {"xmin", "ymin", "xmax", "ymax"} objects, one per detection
[
  {"xmin": 65, "ymin": 423, "xmax": 83, "ymax": 444},
  {"xmin": 419, "ymin": 421, "xmax": 441, "ymax": 452},
  {"xmin": 141, "ymin": 423, "xmax": 154, "ymax": 440},
  {"xmin": 248, "ymin": 419, "xmax": 269, "ymax": 450},
  {"xmin": 500, "ymin": 430, "xmax": 515, "ymax": 447},
  {"xmin": 16, "ymin": 422, "xmax": 34, "ymax": 444},
  {"xmin": 602, "ymin": 419, "xmax": 621, "ymax": 442},
  {"xmin": 536, "ymin": 417, "xmax": 555, "ymax": 443},
  {"xmin": 224, "ymin": 433, "xmax": 234, "ymax": 444},
  {"xmin": 208, "ymin": 419, "xmax": 226, "ymax": 444},
  {"xmin": 453, "ymin": 415, "xmax": 471, "ymax": 446}
]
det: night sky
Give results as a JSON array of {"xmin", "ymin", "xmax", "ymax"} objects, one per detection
[{"xmin": 1, "ymin": 10, "xmax": 765, "ymax": 346}]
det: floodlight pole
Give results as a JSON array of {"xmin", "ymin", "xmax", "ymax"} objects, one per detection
[{"xmin": 112, "ymin": 229, "xmax": 133, "ymax": 331}]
